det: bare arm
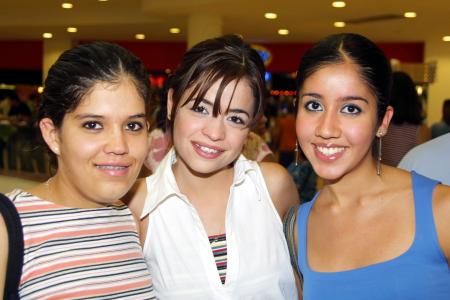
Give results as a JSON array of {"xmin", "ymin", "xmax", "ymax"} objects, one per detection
[
  {"xmin": 0, "ymin": 215, "xmax": 8, "ymax": 297},
  {"xmin": 260, "ymin": 162, "xmax": 300, "ymax": 219},
  {"xmin": 433, "ymin": 184, "xmax": 450, "ymax": 263}
]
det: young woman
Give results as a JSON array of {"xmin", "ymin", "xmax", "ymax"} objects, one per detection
[
  {"xmin": 127, "ymin": 35, "xmax": 299, "ymax": 299},
  {"xmin": 0, "ymin": 42, "xmax": 155, "ymax": 299},
  {"xmin": 293, "ymin": 33, "xmax": 450, "ymax": 299}
]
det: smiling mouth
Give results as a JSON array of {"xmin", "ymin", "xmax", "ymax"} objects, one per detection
[
  {"xmin": 316, "ymin": 146, "xmax": 345, "ymax": 156},
  {"xmin": 194, "ymin": 143, "xmax": 223, "ymax": 154},
  {"xmin": 95, "ymin": 165, "xmax": 128, "ymax": 170}
]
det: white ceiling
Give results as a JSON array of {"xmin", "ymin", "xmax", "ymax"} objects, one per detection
[{"xmin": 1, "ymin": 0, "xmax": 449, "ymax": 43}]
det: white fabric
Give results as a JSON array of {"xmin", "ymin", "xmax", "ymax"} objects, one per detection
[
  {"xmin": 141, "ymin": 148, "xmax": 297, "ymax": 299},
  {"xmin": 398, "ymin": 133, "xmax": 450, "ymax": 185}
]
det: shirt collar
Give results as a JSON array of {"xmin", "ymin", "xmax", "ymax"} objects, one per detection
[{"xmin": 141, "ymin": 148, "xmax": 260, "ymax": 218}]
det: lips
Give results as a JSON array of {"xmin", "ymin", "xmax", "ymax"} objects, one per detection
[
  {"xmin": 192, "ymin": 141, "xmax": 224, "ymax": 158},
  {"xmin": 316, "ymin": 145, "xmax": 345, "ymax": 156},
  {"xmin": 313, "ymin": 144, "xmax": 346, "ymax": 161},
  {"xmin": 95, "ymin": 163, "xmax": 131, "ymax": 176}
]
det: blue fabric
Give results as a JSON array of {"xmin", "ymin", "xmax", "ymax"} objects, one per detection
[{"xmin": 297, "ymin": 171, "xmax": 450, "ymax": 300}]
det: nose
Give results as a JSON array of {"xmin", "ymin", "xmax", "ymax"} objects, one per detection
[
  {"xmin": 315, "ymin": 110, "xmax": 341, "ymax": 139},
  {"xmin": 104, "ymin": 127, "xmax": 129, "ymax": 155},
  {"xmin": 202, "ymin": 117, "xmax": 226, "ymax": 141}
]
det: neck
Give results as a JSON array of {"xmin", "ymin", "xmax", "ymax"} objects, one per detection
[
  {"xmin": 172, "ymin": 159, "xmax": 234, "ymax": 201},
  {"xmin": 45, "ymin": 172, "xmax": 105, "ymax": 208},
  {"xmin": 321, "ymin": 157, "xmax": 386, "ymax": 208}
]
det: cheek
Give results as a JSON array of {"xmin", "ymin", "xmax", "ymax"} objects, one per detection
[
  {"xmin": 129, "ymin": 135, "xmax": 149, "ymax": 160},
  {"xmin": 295, "ymin": 114, "xmax": 313, "ymax": 141},
  {"xmin": 345, "ymin": 120, "xmax": 376, "ymax": 146}
]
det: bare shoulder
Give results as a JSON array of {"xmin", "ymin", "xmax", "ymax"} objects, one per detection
[
  {"xmin": 122, "ymin": 178, "xmax": 147, "ymax": 220},
  {"xmin": 0, "ymin": 214, "xmax": 8, "ymax": 296},
  {"xmin": 259, "ymin": 162, "xmax": 300, "ymax": 219},
  {"xmin": 433, "ymin": 183, "xmax": 450, "ymax": 260}
]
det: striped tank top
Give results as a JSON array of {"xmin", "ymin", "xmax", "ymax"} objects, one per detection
[{"xmin": 7, "ymin": 189, "xmax": 155, "ymax": 300}]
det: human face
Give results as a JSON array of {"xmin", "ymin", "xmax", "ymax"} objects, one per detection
[
  {"xmin": 48, "ymin": 78, "xmax": 148, "ymax": 207},
  {"xmin": 296, "ymin": 62, "xmax": 390, "ymax": 181},
  {"xmin": 169, "ymin": 78, "xmax": 254, "ymax": 176}
]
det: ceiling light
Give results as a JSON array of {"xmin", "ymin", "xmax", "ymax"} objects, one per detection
[
  {"xmin": 67, "ymin": 27, "xmax": 77, "ymax": 33},
  {"xmin": 37, "ymin": 86, "xmax": 44, "ymax": 94},
  {"xmin": 169, "ymin": 27, "xmax": 181, "ymax": 34},
  {"xmin": 61, "ymin": 3, "xmax": 73, "ymax": 9},
  {"xmin": 278, "ymin": 29, "xmax": 289, "ymax": 35},
  {"xmin": 264, "ymin": 13, "xmax": 277, "ymax": 19},
  {"xmin": 332, "ymin": 1, "xmax": 346, "ymax": 8},
  {"xmin": 42, "ymin": 32, "xmax": 53, "ymax": 39},
  {"xmin": 135, "ymin": 33, "xmax": 146, "ymax": 40},
  {"xmin": 334, "ymin": 21, "xmax": 346, "ymax": 28},
  {"xmin": 404, "ymin": 12, "xmax": 417, "ymax": 18},
  {"xmin": 443, "ymin": 36, "xmax": 450, "ymax": 42},
  {"xmin": 98, "ymin": 0, "xmax": 108, "ymax": 1}
]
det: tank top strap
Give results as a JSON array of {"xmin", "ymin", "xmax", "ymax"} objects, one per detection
[
  {"xmin": 296, "ymin": 195, "xmax": 317, "ymax": 275},
  {"xmin": 411, "ymin": 171, "xmax": 440, "ymax": 248}
]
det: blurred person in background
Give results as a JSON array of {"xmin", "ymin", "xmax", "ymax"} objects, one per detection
[
  {"xmin": 273, "ymin": 99, "xmax": 297, "ymax": 167},
  {"xmin": 382, "ymin": 71, "xmax": 430, "ymax": 166},
  {"xmin": 431, "ymin": 99, "xmax": 450, "ymax": 138}
]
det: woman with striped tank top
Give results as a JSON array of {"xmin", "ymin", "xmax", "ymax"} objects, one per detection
[{"xmin": 0, "ymin": 42, "xmax": 155, "ymax": 299}]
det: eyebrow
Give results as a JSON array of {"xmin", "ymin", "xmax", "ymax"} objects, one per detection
[
  {"xmin": 300, "ymin": 93, "xmax": 369, "ymax": 104},
  {"xmin": 194, "ymin": 98, "xmax": 251, "ymax": 118},
  {"xmin": 74, "ymin": 113, "xmax": 146, "ymax": 119}
]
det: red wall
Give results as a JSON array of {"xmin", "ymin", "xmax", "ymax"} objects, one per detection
[{"xmin": 0, "ymin": 40, "xmax": 424, "ymax": 73}]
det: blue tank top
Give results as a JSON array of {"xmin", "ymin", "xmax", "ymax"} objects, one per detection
[{"xmin": 297, "ymin": 171, "xmax": 450, "ymax": 300}]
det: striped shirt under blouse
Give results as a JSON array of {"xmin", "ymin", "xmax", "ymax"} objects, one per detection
[{"xmin": 6, "ymin": 189, "xmax": 155, "ymax": 300}]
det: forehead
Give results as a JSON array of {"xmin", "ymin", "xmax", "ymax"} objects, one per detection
[
  {"xmin": 186, "ymin": 77, "xmax": 255, "ymax": 110},
  {"xmin": 302, "ymin": 63, "xmax": 376, "ymax": 100},
  {"xmin": 72, "ymin": 79, "xmax": 145, "ymax": 114}
]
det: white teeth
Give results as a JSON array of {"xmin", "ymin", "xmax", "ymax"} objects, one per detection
[
  {"xmin": 198, "ymin": 145, "xmax": 219, "ymax": 154},
  {"xmin": 317, "ymin": 146, "xmax": 344, "ymax": 156},
  {"xmin": 96, "ymin": 165, "xmax": 126, "ymax": 170}
]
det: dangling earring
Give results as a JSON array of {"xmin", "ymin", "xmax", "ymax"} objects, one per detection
[
  {"xmin": 294, "ymin": 141, "xmax": 299, "ymax": 166},
  {"xmin": 376, "ymin": 131, "xmax": 383, "ymax": 176}
]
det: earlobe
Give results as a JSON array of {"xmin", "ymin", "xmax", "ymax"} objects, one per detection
[
  {"xmin": 167, "ymin": 89, "xmax": 174, "ymax": 121},
  {"xmin": 39, "ymin": 118, "xmax": 61, "ymax": 155}
]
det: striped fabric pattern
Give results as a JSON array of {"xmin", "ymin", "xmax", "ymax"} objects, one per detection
[
  {"xmin": 208, "ymin": 233, "xmax": 227, "ymax": 284},
  {"xmin": 7, "ymin": 189, "xmax": 155, "ymax": 300}
]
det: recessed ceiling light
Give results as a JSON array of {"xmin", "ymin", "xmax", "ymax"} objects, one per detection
[
  {"xmin": 61, "ymin": 3, "xmax": 73, "ymax": 9},
  {"xmin": 332, "ymin": 1, "xmax": 346, "ymax": 8},
  {"xmin": 169, "ymin": 27, "xmax": 181, "ymax": 34},
  {"xmin": 265, "ymin": 13, "xmax": 277, "ymax": 19},
  {"xmin": 98, "ymin": 0, "xmax": 108, "ymax": 1},
  {"xmin": 43, "ymin": 32, "xmax": 53, "ymax": 39},
  {"xmin": 278, "ymin": 29, "xmax": 289, "ymax": 35},
  {"xmin": 334, "ymin": 21, "xmax": 346, "ymax": 28},
  {"xmin": 135, "ymin": 34, "xmax": 146, "ymax": 40},
  {"xmin": 404, "ymin": 12, "xmax": 417, "ymax": 18},
  {"xmin": 67, "ymin": 27, "xmax": 77, "ymax": 33},
  {"xmin": 443, "ymin": 36, "xmax": 450, "ymax": 42}
]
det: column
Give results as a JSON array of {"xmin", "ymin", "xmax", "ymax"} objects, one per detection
[
  {"xmin": 42, "ymin": 37, "xmax": 72, "ymax": 83},
  {"xmin": 425, "ymin": 38, "xmax": 450, "ymax": 125},
  {"xmin": 187, "ymin": 14, "xmax": 223, "ymax": 49}
]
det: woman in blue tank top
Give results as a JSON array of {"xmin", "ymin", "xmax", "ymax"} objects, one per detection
[{"xmin": 292, "ymin": 33, "xmax": 450, "ymax": 299}]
